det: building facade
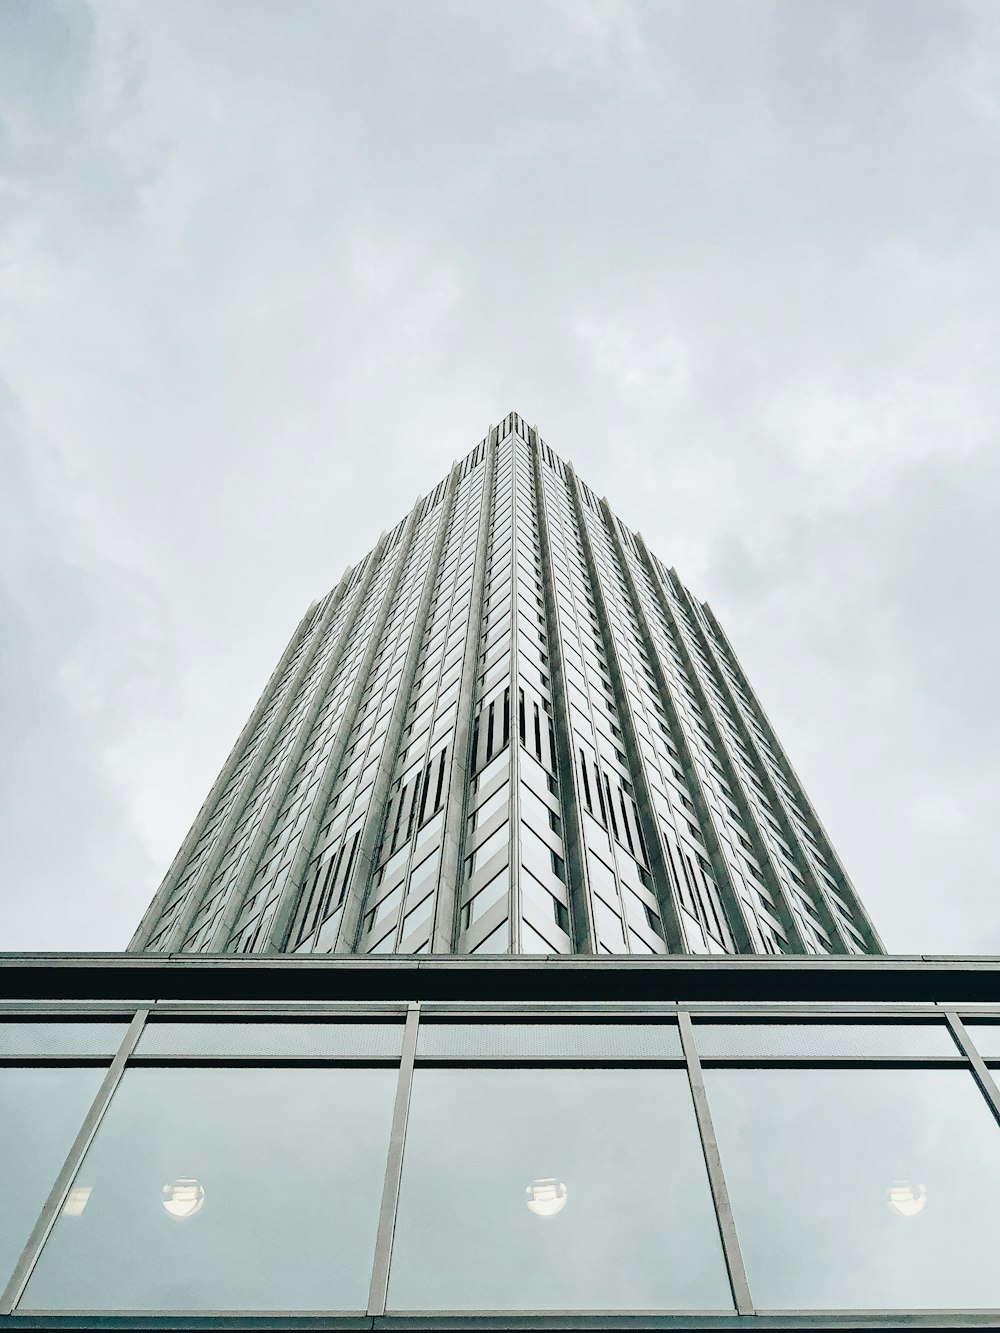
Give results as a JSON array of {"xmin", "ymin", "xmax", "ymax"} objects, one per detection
[
  {"xmin": 131, "ymin": 411, "xmax": 881, "ymax": 961},
  {"xmin": 5, "ymin": 413, "xmax": 1000, "ymax": 1330}
]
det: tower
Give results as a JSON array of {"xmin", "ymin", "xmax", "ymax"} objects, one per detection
[
  {"xmin": 131, "ymin": 412, "xmax": 880, "ymax": 958},
  {"xmin": 8, "ymin": 414, "xmax": 1000, "ymax": 1329}
]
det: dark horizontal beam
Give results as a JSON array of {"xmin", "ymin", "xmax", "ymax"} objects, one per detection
[
  {"xmin": 2, "ymin": 954, "xmax": 1000, "ymax": 1006},
  {"xmin": 4, "ymin": 1309, "xmax": 1000, "ymax": 1331}
]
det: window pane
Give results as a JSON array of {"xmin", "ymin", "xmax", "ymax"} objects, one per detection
[
  {"xmin": 694, "ymin": 1023, "xmax": 958, "ymax": 1059},
  {"xmin": 0, "ymin": 1023, "xmax": 127, "ymax": 1058},
  {"xmin": 0, "ymin": 1067, "xmax": 105, "ymax": 1291},
  {"xmin": 961, "ymin": 1022, "xmax": 1000, "ymax": 1059},
  {"xmin": 135, "ymin": 1022, "xmax": 403, "ymax": 1058},
  {"xmin": 388, "ymin": 1067, "xmax": 731, "ymax": 1310},
  {"xmin": 705, "ymin": 1067, "xmax": 1000, "ymax": 1309},
  {"xmin": 417, "ymin": 1023, "xmax": 681, "ymax": 1060},
  {"xmin": 23, "ymin": 1066, "xmax": 396, "ymax": 1310}
]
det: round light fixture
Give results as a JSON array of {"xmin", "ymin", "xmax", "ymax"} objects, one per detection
[
  {"xmin": 161, "ymin": 1178, "xmax": 205, "ymax": 1220},
  {"xmin": 525, "ymin": 1178, "xmax": 568, "ymax": 1217},
  {"xmin": 886, "ymin": 1179, "xmax": 926, "ymax": 1217}
]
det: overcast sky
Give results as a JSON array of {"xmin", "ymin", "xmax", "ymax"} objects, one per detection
[{"xmin": 2, "ymin": 0, "xmax": 998, "ymax": 955}]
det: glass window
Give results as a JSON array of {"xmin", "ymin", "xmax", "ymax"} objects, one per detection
[
  {"xmin": 135, "ymin": 1022, "xmax": 403, "ymax": 1059},
  {"xmin": 694, "ymin": 1022, "xmax": 959, "ymax": 1059},
  {"xmin": 0, "ymin": 1022, "xmax": 127, "ymax": 1058},
  {"xmin": 467, "ymin": 823, "xmax": 508, "ymax": 876},
  {"xmin": 388, "ymin": 1067, "xmax": 730, "ymax": 1310},
  {"xmin": 463, "ymin": 870, "xmax": 509, "ymax": 929},
  {"xmin": 416, "ymin": 1023, "xmax": 681, "ymax": 1060},
  {"xmin": 0, "ymin": 1066, "xmax": 106, "ymax": 1291},
  {"xmin": 23, "ymin": 1066, "xmax": 397, "ymax": 1311},
  {"xmin": 705, "ymin": 1067, "xmax": 1000, "ymax": 1309},
  {"xmin": 470, "ymin": 782, "xmax": 509, "ymax": 830},
  {"xmin": 962, "ymin": 1022, "xmax": 1000, "ymax": 1060}
]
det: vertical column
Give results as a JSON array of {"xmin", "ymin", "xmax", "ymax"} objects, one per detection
[
  {"xmin": 127, "ymin": 596, "xmax": 323, "ymax": 950},
  {"xmin": 566, "ymin": 465, "xmax": 686, "ymax": 954},
  {"xmin": 601, "ymin": 503, "xmax": 753, "ymax": 954},
  {"xmin": 334, "ymin": 466, "xmax": 461, "ymax": 952},
  {"xmin": 703, "ymin": 602, "xmax": 884, "ymax": 954},
  {"xmin": 637, "ymin": 541, "xmax": 807, "ymax": 954},
  {"xmin": 432, "ymin": 430, "xmax": 498, "ymax": 950},
  {"xmin": 532, "ymin": 434, "xmax": 595, "ymax": 952},
  {"xmin": 677, "ymin": 1012, "xmax": 754, "ymax": 1315},
  {"xmin": 451, "ymin": 421, "xmax": 519, "ymax": 955}
]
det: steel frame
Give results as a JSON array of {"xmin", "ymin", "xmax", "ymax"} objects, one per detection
[{"xmin": 4, "ymin": 957, "xmax": 1000, "ymax": 1327}]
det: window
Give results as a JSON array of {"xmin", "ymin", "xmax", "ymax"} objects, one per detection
[
  {"xmin": 23, "ymin": 1067, "xmax": 397, "ymax": 1310},
  {"xmin": 387, "ymin": 1067, "xmax": 730, "ymax": 1310},
  {"xmin": 0, "ymin": 1066, "xmax": 106, "ymax": 1291},
  {"xmin": 706, "ymin": 1067, "xmax": 1000, "ymax": 1309}
]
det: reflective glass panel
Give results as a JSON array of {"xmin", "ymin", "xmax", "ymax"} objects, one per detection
[
  {"xmin": 962, "ymin": 1022, "xmax": 1000, "ymax": 1059},
  {"xmin": 0, "ymin": 1023, "xmax": 127, "ymax": 1057},
  {"xmin": 694, "ymin": 1023, "xmax": 958, "ymax": 1059},
  {"xmin": 705, "ymin": 1067, "xmax": 1000, "ymax": 1309},
  {"xmin": 0, "ymin": 1067, "xmax": 105, "ymax": 1291},
  {"xmin": 135, "ymin": 1021, "xmax": 402, "ymax": 1058},
  {"xmin": 416, "ymin": 1022, "xmax": 681, "ymax": 1060},
  {"xmin": 388, "ymin": 1067, "xmax": 731, "ymax": 1310},
  {"xmin": 23, "ymin": 1067, "xmax": 396, "ymax": 1310}
]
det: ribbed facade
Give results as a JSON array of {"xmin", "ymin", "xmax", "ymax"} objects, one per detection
[{"xmin": 131, "ymin": 411, "xmax": 881, "ymax": 958}]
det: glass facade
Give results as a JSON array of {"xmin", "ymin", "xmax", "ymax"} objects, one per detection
[
  {"xmin": 4, "ymin": 998, "xmax": 1000, "ymax": 1319},
  {"xmin": 129, "ymin": 411, "xmax": 881, "ymax": 959}
]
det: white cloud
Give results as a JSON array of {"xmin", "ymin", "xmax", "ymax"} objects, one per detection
[{"xmin": 2, "ymin": 0, "xmax": 999, "ymax": 953}]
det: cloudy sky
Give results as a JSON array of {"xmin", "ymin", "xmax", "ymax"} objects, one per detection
[{"xmin": 2, "ymin": 0, "xmax": 998, "ymax": 954}]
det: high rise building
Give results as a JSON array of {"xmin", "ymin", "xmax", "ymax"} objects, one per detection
[
  {"xmin": 9, "ymin": 412, "xmax": 1000, "ymax": 1330},
  {"xmin": 131, "ymin": 410, "xmax": 881, "ymax": 960}
]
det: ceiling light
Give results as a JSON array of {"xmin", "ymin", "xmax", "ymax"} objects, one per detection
[
  {"xmin": 887, "ymin": 1180, "xmax": 926, "ymax": 1217},
  {"xmin": 161, "ymin": 1178, "xmax": 205, "ymax": 1220},
  {"xmin": 525, "ymin": 1178, "xmax": 567, "ymax": 1217}
]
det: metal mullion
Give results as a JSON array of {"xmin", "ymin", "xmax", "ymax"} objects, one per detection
[
  {"xmin": 0, "ymin": 1057, "xmax": 113, "ymax": 1069},
  {"xmin": 944, "ymin": 1012, "xmax": 1000, "ymax": 1127},
  {"xmin": 125, "ymin": 1056, "xmax": 401, "ymax": 1068},
  {"xmin": 146, "ymin": 1002, "xmax": 408, "ymax": 1018},
  {"xmin": 1, "ymin": 1008, "xmax": 149, "ymax": 1314},
  {"xmin": 367, "ymin": 1002, "xmax": 420, "ymax": 1317},
  {"xmin": 676, "ymin": 1010, "xmax": 753, "ymax": 1316},
  {"xmin": 414, "ymin": 1057, "xmax": 687, "ymax": 1069},
  {"xmin": 530, "ymin": 430, "xmax": 596, "ymax": 954},
  {"xmin": 505, "ymin": 425, "xmax": 528, "ymax": 954},
  {"xmin": 433, "ymin": 428, "xmax": 498, "ymax": 952},
  {"xmin": 697, "ymin": 1056, "xmax": 968, "ymax": 1069},
  {"xmin": 688, "ymin": 1007, "xmax": 949, "ymax": 1018}
]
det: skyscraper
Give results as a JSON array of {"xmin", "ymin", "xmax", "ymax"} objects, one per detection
[
  {"xmin": 131, "ymin": 410, "xmax": 881, "ymax": 959},
  {"xmin": 13, "ymin": 412, "xmax": 1000, "ymax": 1329}
]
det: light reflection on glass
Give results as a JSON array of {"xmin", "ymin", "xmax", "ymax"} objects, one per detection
[
  {"xmin": 525, "ymin": 1178, "xmax": 567, "ymax": 1217},
  {"xmin": 161, "ymin": 1179, "xmax": 205, "ymax": 1220},
  {"xmin": 61, "ymin": 1188, "xmax": 92, "ymax": 1218},
  {"xmin": 886, "ymin": 1180, "xmax": 927, "ymax": 1217},
  {"xmin": 705, "ymin": 1067, "xmax": 1000, "ymax": 1309}
]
